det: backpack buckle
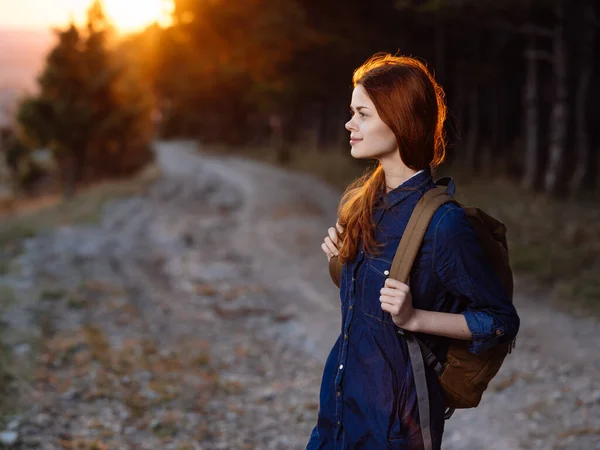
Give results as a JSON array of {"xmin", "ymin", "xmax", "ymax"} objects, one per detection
[{"xmin": 508, "ymin": 337, "xmax": 517, "ymax": 354}]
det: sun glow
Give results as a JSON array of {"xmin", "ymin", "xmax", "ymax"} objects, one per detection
[{"xmin": 102, "ymin": 0, "xmax": 173, "ymax": 33}]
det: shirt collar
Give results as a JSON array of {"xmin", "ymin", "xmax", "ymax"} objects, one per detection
[{"xmin": 379, "ymin": 168, "xmax": 434, "ymax": 209}]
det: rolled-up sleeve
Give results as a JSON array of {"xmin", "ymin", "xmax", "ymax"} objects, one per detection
[{"xmin": 432, "ymin": 206, "xmax": 520, "ymax": 354}]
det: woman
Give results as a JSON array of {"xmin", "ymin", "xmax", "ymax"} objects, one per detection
[{"xmin": 306, "ymin": 53, "xmax": 520, "ymax": 449}]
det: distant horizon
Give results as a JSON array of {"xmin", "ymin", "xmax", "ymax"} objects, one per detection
[
  {"xmin": 0, "ymin": 27, "xmax": 56, "ymax": 126},
  {"xmin": 0, "ymin": 24, "xmax": 55, "ymax": 33},
  {"xmin": 0, "ymin": 0, "xmax": 88, "ymax": 32},
  {"xmin": 0, "ymin": 0, "xmax": 173, "ymax": 34}
]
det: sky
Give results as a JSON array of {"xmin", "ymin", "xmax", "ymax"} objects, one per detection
[{"xmin": 0, "ymin": 0, "xmax": 173, "ymax": 33}]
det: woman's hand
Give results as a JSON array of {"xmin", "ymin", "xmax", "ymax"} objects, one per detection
[
  {"xmin": 382, "ymin": 278, "xmax": 474, "ymax": 339},
  {"xmin": 380, "ymin": 277, "xmax": 417, "ymax": 330},
  {"xmin": 321, "ymin": 222, "xmax": 344, "ymax": 261}
]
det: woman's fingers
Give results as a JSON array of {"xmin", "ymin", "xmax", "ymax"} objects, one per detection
[
  {"xmin": 380, "ymin": 286, "xmax": 409, "ymax": 297},
  {"xmin": 380, "ymin": 300, "xmax": 401, "ymax": 316},
  {"xmin": 324, "ymin": 237, "xmax": 339, "ymax": 256},
  {"xmin": 322, "ymin": 223, "xmax": 343, "ymax": 260},
  {"xmin": 384, "ymin": 278, "xmax": 409, "ymax": 291},
  {"xmin": 328, "ymin": 227, "xmax": 340, "ymax": 247},
  {"xmin": 379, "ymin": 294, "xmax": 399, "ymax": 304},
  {"xmin": 379, "ymin": 293, "xmax": 406, "ymax": 305},
  {"xmin": 321, "ymin": 242, "xmax": 334, "ymax": 258},
  {"xmin": 321, "ymin": 242, "xmax": 335, "ymax": 260}
]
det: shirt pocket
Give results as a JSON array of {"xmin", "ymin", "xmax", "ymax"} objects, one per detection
[{"xmin": 360, "ymin": 256, "xmax": 395, "ymax": 325}]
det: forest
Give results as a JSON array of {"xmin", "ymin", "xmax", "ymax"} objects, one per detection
[
  {"xmin": 125, "ymin": 0, "xmax": 600, "ymax": 197},
  {"xmin": 4, "ymin": 0, "xmax": 599, "ymax": 199}
]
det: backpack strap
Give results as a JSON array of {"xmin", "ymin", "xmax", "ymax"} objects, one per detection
[
  {"xmin": 327, "ymin": 177, "xmax": 456, "ymax": 289},
  {"xmin": 390, "ymin": 186, "xmax": 454, "ymax": 450},
  {"xmin": 389, "ymin": 187, "xmax": 453, "ymax": 282}
]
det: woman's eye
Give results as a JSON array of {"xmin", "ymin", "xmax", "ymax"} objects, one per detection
[{"xmin": 359, "ymin": 112, "xmax": 366, "ymax": 117}]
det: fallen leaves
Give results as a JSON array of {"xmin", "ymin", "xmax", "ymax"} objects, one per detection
[{"xmin": 58, "ymin": 437, "xmax": 110, "ymax": 450}]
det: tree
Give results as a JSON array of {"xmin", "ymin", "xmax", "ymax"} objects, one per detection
[
  {"xmin": 543, "ymin": 0, "xmax": 569, "ymax": 196},
  {"xmin": 570, "ymin": 0, "xmax": 598, "ymax": 192},
  {"xmin": 18, "ymin": 24, "xmax": 88, "ymax": 197},
  {"xmin": 125, "ymin": 0, "xmax": 599, "ymax": 196},
  {"xmin": 16, "ymin": 1, "xmax": 153, "ymax": 197},
  {"xmin": 1, "ymin": 128, "xmax": 46, "ymax": 193}
]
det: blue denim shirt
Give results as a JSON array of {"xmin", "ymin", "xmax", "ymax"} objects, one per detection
[{"xmin": 307, "ymin": 169, "xmax": 520, "ymax": 449}]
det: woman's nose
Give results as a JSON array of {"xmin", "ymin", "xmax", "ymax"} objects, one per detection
[{"xmin": 345, "ymin": 119, "xmax": 355, "ymax": 131}]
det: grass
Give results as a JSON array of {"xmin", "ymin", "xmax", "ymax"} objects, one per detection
[
  {"xmin": 202, "ymin": 143, "xmax": 600, "ymax": 320},
  {"xmin": 442, "ymin": 172, "xmax": 600, "ymax": 318},
  {"xmin": 0, "ymin": 164, "xmax": 160, "ymax": 264},
  {"xmin": 0, "ymin": 285, "xmax": 17, "ymax": 418}
]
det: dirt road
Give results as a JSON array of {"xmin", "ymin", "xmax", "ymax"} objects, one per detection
[{"xmin": 1, "ymin": 141, "xmax": 598, "ymax": 449}]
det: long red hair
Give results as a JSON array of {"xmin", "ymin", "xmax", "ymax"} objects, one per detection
[{"xmin": 337, "ymin": 53, "xmax": 447, "ymax": 262}]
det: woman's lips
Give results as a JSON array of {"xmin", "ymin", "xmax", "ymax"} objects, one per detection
[{"xmin": 350, "ymin": 138, "xmax": 362, "ymax": 145}]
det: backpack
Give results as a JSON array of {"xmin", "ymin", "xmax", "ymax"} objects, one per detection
[{"xmin": 328, "ymin": 177, "xmax": 516, "ymax": 450}]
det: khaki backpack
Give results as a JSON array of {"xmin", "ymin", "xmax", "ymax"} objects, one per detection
[{"xmin": 328, "ymin": 178, "xmax": 516, "ymax": 450}]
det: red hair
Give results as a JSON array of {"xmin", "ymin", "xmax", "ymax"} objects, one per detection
[{"xmin": 337, "ymin": 53, "xmax": 447, "ymax": 262}]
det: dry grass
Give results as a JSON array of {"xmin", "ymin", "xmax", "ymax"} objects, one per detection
[
  {"xmin": 441, "ymin": 171, "xmax": 600, "ymax": 318},
  {"xmin": 556, "ymin": 427, "xmax": 600, "ymax": 439},
  {"xmin": 0, "ymin": 285, "xmax": 16, "ymax": 403},
  {"xmin": 0, "ymin": 164, "xmax": 160, "ymax": 262}
]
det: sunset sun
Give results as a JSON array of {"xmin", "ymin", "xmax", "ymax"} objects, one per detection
[{"xmin": 102, "ymin": 0, "xmax": 173, "ymax": 33}]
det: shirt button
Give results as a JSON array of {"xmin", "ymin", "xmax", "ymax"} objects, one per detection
[
  {"xmin": 344, "ymin": 334, "xmax": 348, "ymax": 339},
  {"xmin": 495, "ymin": 329, "xmax": 503, "ymax": 336},
  {"xmin": 337, "ymin": 391, "xmax": 341, "ymax": 397},
  {"xmin": 352, "ymin": 277, "xmax": 355, "ymax": 282},
  {"xmin": 349, "ymin": 305, "xmax": 353, "ymax": 310},
  {"xmin": 339, "ymin": 364, "xmax": 344, "ymax": 370},
  {"xmin": 384, "ymin": 270, "xmax": 390, "ymax": 276},
  {"xmin": 337, "ymin": 421, "xmax": 341, "ymax": 426}
]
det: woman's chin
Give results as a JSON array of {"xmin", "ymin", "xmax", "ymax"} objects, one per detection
[
  {"xmin": 350, "ymin": 146, "xmax": 367, "ymax": 159},
  {"xmin": 351, "ymin": 146, "xmax": 377, "ymax": 160}
]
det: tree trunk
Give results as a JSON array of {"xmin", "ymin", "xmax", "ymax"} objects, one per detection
[
  {"xmin": 317, "ymin": 101, "xmax": 329, "ymax": 152},
  {"xmin": 58, "ymin": 152, "xmax": 79, "ymax": 199},
  {"xmin": 544, "ymin": 0, "xmax": 569, "ymax": 196},
  {"xmin": 483, "ymin": 86, "xmax": 501, "ymax": 177},
  {"xmin": 570, "ymin": 0, "xmax": 596, "ymax": 192},
  {"xmin": 494, "ymin": 80, "xmax": 512, "ymax": 174},
  {"xmin": 451, "ymin": 63, "xmax": 468, "ymax": 156},
  {"xmin": 434, "ymin": 12, "xmax": 445, "ymax": 84},
  {"xmin": 335, "ymin": 102, "xmax": 350, "ymax": 151},
  {"xmin": 481, "ymin": 29, "xmax": 510, "ymax": 177},
  {"xmin": 522, "ymin": 33, "xmax": 542, "ymax": 191},
  {"xmin": 269, "ymin": 114, "xmax": 288, "ymax": 165},
  {"xmin": 465, "ymin": 83, "xmax": 480, "ymax": 172}
]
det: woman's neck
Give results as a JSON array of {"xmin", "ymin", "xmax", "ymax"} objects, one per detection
[{"xmin": 383, "ymin": 166, "xmax": 419, "ymax": 193}]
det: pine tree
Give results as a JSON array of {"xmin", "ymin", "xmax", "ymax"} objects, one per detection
[
  {"xmin": 16, "ymin": 0, "xmax": 153, "ymax": 197},
  {"xmin": 17, "ymin": 24, "xmax": 88, "ymax": 197}
]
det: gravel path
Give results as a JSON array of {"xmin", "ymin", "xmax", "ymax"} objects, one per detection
[{"xmin": 0, "ymin": 141, "xmax": 598, "ymax": 449}]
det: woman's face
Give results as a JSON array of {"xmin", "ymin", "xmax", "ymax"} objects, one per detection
[{"xmin": 345, "ymin": 84, "xmax": 398, "ymax": 161}]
